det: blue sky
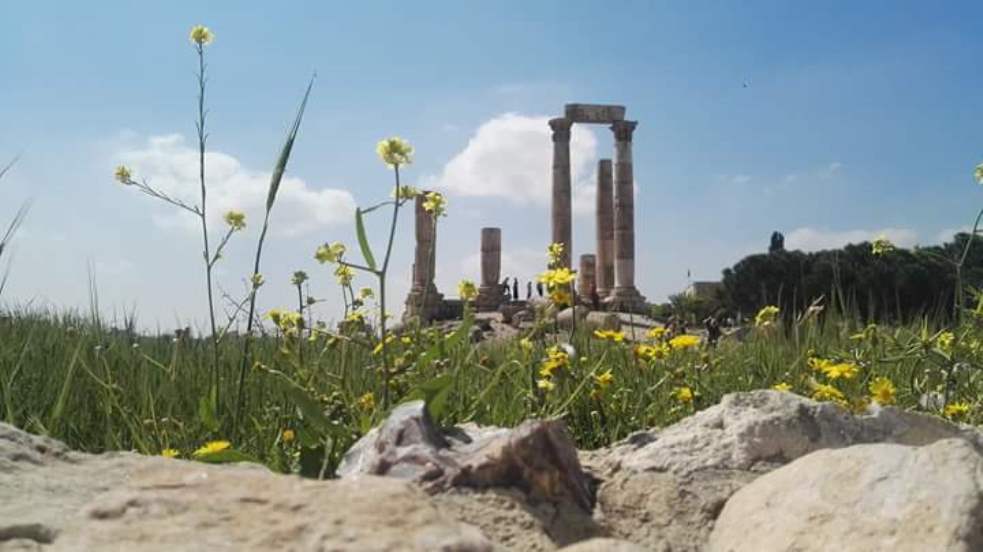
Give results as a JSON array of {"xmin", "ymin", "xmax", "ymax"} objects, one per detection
[{"xmin": 1, "ymin": 1, "xmax": 981, "ymax": 330}]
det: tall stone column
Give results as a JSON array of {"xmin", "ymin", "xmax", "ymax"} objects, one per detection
[
  {"xmin": 404, "ymin": 193, "xmax": 443, "ymax": 321},
  {"xmin": 578, "ymin": 254, "xmax": 597, "ymax": 303},
  {"xmin": 604, "ymin": 120, "xmax": 647, "ymax": 313},
  {"xmin": 475, "ymin": 227, "xmax": 503, "ymax": 312},
  {"xmin": 549, "ymin": 117, "xmax": 573, "ymax": 269},
  {"xmin": 595, "ymin": 159, "xmax": 614, "ymax": 299}
]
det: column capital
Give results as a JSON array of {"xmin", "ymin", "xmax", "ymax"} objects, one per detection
[
  {"xmin": 611, "ymin": 120, "xmax": 638, "ymax": 143},
  {"xmin": 549, "ymin": 117, "xmax": 573, "ymax": 143}
]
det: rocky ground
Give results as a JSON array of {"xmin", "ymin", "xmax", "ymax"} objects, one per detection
[{"xmin": 3, "ymin": 390, "xmax": 982, "ymax": 551}]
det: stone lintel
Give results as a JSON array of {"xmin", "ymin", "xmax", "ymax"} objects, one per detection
[{"xmin": 564, "ymin": 104, "xmax": 626, "ymax": 124}]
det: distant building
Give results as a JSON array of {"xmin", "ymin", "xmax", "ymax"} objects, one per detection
[{"xmin": 684, "ymin": 281, "xmax": 723, "ymax": 299}]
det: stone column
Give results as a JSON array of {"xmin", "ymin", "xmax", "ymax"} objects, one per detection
[
  {"xmin": 604, "ymin": 120, "xmax": 647, "ymax": 313},
  {"xmin": 475, "ymin": 227, "xmax": 503, "ymax": 312},
  {"xmin": 595, "ymin": 159, "xmax": 614, "ymax": 299},
  {"xmin": 404, "ymin": 193, "xmax": 443, "ymax": 321},
  {"xmin": 578, "ymin": 254, "xmax": 597, "ymax": 303},
  {"xmin": 549, "ymin": 117, "xmax": 573, "ymax": 268}
]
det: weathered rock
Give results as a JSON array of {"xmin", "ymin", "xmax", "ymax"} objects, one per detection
[
  {"xmin": 559, "ymin": 538, "xmax": 647, "ymax": 552},
  {"xmin": 708, "ymin": 439, "xmax": 983, "ymax": 552},
  {"xmin": 589, "ymin": 390, "xmax": 983, "ymax": 551},
  {"xmin": 0, "ymin": 423, "xmax": 491, "ymax": 552},
  {"xmin": 583, "ymin": 312, "xmax": 621, "ymax": 332},
  {"xmin": 338, "ymin": 401, "xmax": 594, "ymax": 511},
  {"xmin": 555, "ymin": 306, "xmax": 589, "ymax": 329}
]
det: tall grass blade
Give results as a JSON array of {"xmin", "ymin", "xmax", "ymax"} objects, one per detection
[
  {"xmin": 265, "ymin": 75, "xmax": 315, "ymax": 212},
  {"xmin": 355, "ymin": 207, "xmax": 377, "ymax": 270}
]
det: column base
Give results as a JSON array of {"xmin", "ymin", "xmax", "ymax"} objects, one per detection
[
  {"xmin": 403, "ymin": 286, "xmax": 444, "ymax": 323},
  {"xmin": 475, "ymin": 286, "xmax": 505, "ymax": 312},
  {"xmin": 602, "ymin": 287, "xmax": 648, "ymax": 314}
]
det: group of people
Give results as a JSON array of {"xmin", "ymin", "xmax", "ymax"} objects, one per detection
[{"xmin": 499, "ymin": 277, "xmax": 537, "ymax": 302}]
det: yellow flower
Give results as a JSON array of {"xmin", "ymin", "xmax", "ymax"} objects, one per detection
[
  {"xmin": 821, "ymin": 361, "xmax": 859, "ymax": 380},
  {"xmin": 537, "ymin": 378, "xmax": 556, "ymax": 392},
  {"xmin": 422, "ymin": 191, "xmax": 447, "ymax": 218},
  {"xmin": 549, "ymin": 289, "xmax": 571, "ymax": 307},
  {"xmin": 944, "ymin": 401, "xmax": 971, "ymax": 419},
  {"xmin": 936, "ymin": 331, "xmax": 955, "ymax": 354},
  {"xmin": 265, "ymin": 308, "xmax": 304, "ymax": 335},
  {"xmin": 334, "ymin": 264, "xmax": 355, "ymax": 286},
  {"xmin": 376, "ymin": 137, "xmax": 414, "ymax": 168},
  {"xmin": 594, "ymin": 369, "xmax": 615, "ymax": 389},
  {"xmin": 315, "ymin": 241, "xmax": 346, "ymax": 264},
  {"xmin": 250, "ymin": 273, "xmax": 265, "ymax": 289},
  {"xmin": 811, "ymin": 383, "xmax": 845, "ymax": 404},
  {"xmin": 519, "ymin": 338, "xmax": 534, "ymax": 352},
  {"xmin": 669, "ymin": 334, "xmax": 701, "ymax": 350},
  {"xmin": 808, "ymin": 356, "xmax": 833, "ymax": 372},
  {"xmin": 634, "ymin": 343, "xmax": 669, "ymax": 361},
  {"xmin": 772, "ymin": 382, "xmax": 793, "ymax": 392},
  {"xmin": 593, "ymin": 329, "xmax": 625, "ymax": 343},
  {"xmin": 114, "ymin": 165, "xmax": 132, "ymax": 184},
  {"xmin": 869, "ymin": 377, "xmax": 896, "ymax": 406},
  {"xmin": 538, "ymin": 267, "xmax": 576, "ymax": 288},
  {"xmin": 755, "ymin": 305, "xmax": 780, "ymax": 328},
  {"xmin": 674, "ymin": 386, "xmax": 694, "ymax": 404},
  {"xmin": 358, "ymin": 287, "xmax": 374, "ymax": 299},
  {"xmin": 193, "ymin": 440, "xmax": 230, "ymax": 457},
  {"xmin": 871, "ymin": 235, "xmax": 894, "ymax": 256},
  {"xmin": 357, "ymin": 392, "xmax": 376, "ymax": 411},
  {"xmin": 647, "ymin": 327, "xmax": 667, "ymax": 340},
  {"xmin": 539, "ymin": 345, "xmax": 569, "ymax": 377},
  {"xmin": 394, "ymin": 185, "xmax": 420, "ymax": 201},
  {"xmin": 346, "ymin": 310, "xmax": 365, "ymax": 323},
  {"xmin": 975, "ymin": 162, "xmax": 983, "ymax": 185},
  {"xmin": 372, "ymin": 334, "xmax": 397, "ymax": 356},
  {"xmin": 281, "ymin": 429, "xmax": 295, "ymax": 444},
  {"xmin": 458, "ymin": 279, "xmax": 478, "ymax": 301},
  {"xmin": 160, "ymin": 448, "xmax": 179, "ymax": 458},
  {"xmin": 189, "ymin": 25, "xmax": 215, "ymax": 46},
  {"xmin": 546, "ymin": 242, "xmax": 564, "ymax": 266},
  {"xmin": 223, "ymin": 210, "xmax": 246, "ymax": 231}
]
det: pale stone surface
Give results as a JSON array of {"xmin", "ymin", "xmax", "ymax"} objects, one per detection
[
  {"xmin": 564, "ymin": 104, "xmax": 626, "ymax": 124},
  {"xmin": 605, "ymin": 120, "xmax": 646, "ymax": 313},
  {"xmin": 559, "ymin": 538, "xmax": 646, "ymax": 552},
  {"xmin": 708, "ymin": 439, "xmax": 983, "ymax": 552},
  {"xmin": 577, "ymin": 254, "xmax": 596, "ymax": 299},
  {"xmin": 405, "ymin": 192, "xmax": 444, "ymax": 322},
  {"xmin": 595, "ymin": 159, "xmax": 614, "ymax": 298},
  {"xmin": 476, "ymin": 227, "xmax": 503, "ymax": 312},
  {"xmin": 0, "ymin": 423, "xmax": 491, "ymax": 552}
]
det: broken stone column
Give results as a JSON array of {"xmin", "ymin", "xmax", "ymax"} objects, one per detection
[
  {"xmin": 595, "ymin": 159, "xmax": 615, "ymax": 299},
  {"xmin": 578, "ymin": 254, "xmax": 596, "ymax": 301},
  {"xmin": 404, "ymin": 193, "xmax": 443, "ymax": 322},
  {"xmin": 604, "ymin": 120, "xmax": 647, "ymax": 313},
  {"xmin": 475, "ymin": 227, "xmax": 503, "ymax": 312},
  {"xmin": 550, "ymin": 117, "xmax": 574, "ymax": 269}
]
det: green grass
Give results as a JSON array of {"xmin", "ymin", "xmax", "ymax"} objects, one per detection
[{"xmin": 1, "ymin": 303, "xmax": 979, "ymax": 475}]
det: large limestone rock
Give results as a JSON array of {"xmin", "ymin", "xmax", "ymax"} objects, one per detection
[
  {"xmin": 0, "ymin": 422, "xmax": 491, "ymax": 552},
  {"xmin": 587, "ymin": 390, "xmax": 983, "ymax": 551},
  {"xmin": 708, "ymin": 438, "xmax": 983, "ymax": 552}
]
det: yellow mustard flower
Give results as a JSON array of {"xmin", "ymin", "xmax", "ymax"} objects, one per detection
[
  {"xmin": 669, "ymin": 334, "xmax": 701, "ymax": 350},
  {"xmin": 546, "ymin": 242, "xmax": 564, "ymax": 266},
  {"xmin": 811, "ymin": 383, "xmax": 845, "ymax": 404},
  {"xmin": 647, "ymin": 327, "xmax": 667, "ymax": 340},
  {"xmin": 539, "ymin": 267, "xmax": 576, "ymax": 288},
  {"xmin": 422, "ymin": 191, "xmax": 447, "ymax": 218},
  {"xmin": 222, "ymin": 210, "xmax": 246, "ymax": 231},
  {"xmin": 755, "ymin": 305, "xmax": 780, "ymax": 327},
  {"xmin": 635, "ymin": 343, "xmax": 670, "ymax": 361},
  {"xmin": 160, "ymin": 448, "xmax": 179, "ymax": 458},
  {"xmin": 458, "ymin": 279, "xmax": 478, "ymax": 301},
  {"xmin": 594, "ymin": 369, "xmax": 615, "ymax": 389},
  {"xmin": 772, "ymin": 382, "xmax": 793, "ymax": 392},
  {"xmin": 869, "ymin": 377, "xmax": 896, "ymax": 406},
  {"xmin": 674, "ymin": 386, "xmax": 694, "ymax": 404},
  {"xmin": 358, "ymin": 287, "xmax": 374, "ymax": 299},
  {"xmin": 593, "ymin": 329, "xmax": 625, "ymax": 343},
  {"xmin": 394, "ymin": 185, "xmax": 420, "ymax": 201},
  {"xmin": 291, "ymin": 270, "xmax": 308, "ymax": 286},
  {"xmin": 549, "ymin": 289, "xmax": 571, "ymax": 307},
  {"xmin": 189, "ymin": 25, "xmax": 215, "ymax": 46},
  {"xmin": 315, "ymin": 241, "xmax": 346, "ymax": 264},
  {"xmin": 114, "ymin": 165, "xmax": 132, "ymax": 184},
  {"xmin": 822, "ymin": 361, "xmax": 859, "ymax": 380},
  {"xmin": 251, "ymin": 273, "xmax": 265, "ymax": 289},
  {"xmin": 537, "ymin": 378, "xmax": 556, "ymax": 392},
  {"xmin": 539, "ymin": 345, "xmax": 569, "ymax": 378},
  {"xmin": 944, "ymin": 401, "xmax": 971, "ymax": 419},
  {"xmin": 357, "ymin": 392, "xmax": 376, "ymax": 411},
  {"xmin": 376, "ymin": 137, "xmax": 413, "ymax": 167},
  {"xmin": 936, "ymin": 331, "xmax": 955, "ymax": 354},
  {"xmin": 345, "ymin": 310, "xmax": 365, "ymax": 324},
  {"xmin": 193, "ymin": 440, "xmax": 230, "ymax": 457},
  {"xmin": 334, "ymin": 264, "xmax": 355, "ymax": 286},
  {"xmin": 281, "ymin": 429, "xmax": 295, "ymax": 444},
  {"xmin": 975, "ymin": 162, "xmax": 983, "ymax": 185},
  {"xmin": 519, "ymin": 338, "xmax": 534, "ymax": 352}
]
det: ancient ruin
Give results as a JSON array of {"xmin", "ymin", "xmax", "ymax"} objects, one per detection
[
  {"xmin": 403, "ymin": 192, "xmax": 444, "ymax": 321},
  {"xmin": 475, "ymin": 227, "xmax": 503, "ymax": 312}
]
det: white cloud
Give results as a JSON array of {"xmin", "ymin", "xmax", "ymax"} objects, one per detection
[
  {"xmin": 785, "ymin": 226, "xmax": 918, "ymax": 252},
  {"xmin": 782, "ymin": 161, "xmax": 844, "ymax": 184},
  {"xmin": 935, "ymin": 227, "xmax": 970, "ymax": 244},
  {"xmin": 118, "ymin": 134, "xmax": 355, "ymax": 237},
  {"xmin": 730, "ymin": 174, "xmax": 751, "ymax": 185},
  {"xmin": 428, "ymin": 113, "xmax": 600, "ymax": 215}
]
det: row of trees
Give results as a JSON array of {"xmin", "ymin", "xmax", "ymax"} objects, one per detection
[{"xmin": 718, "ymin": 231, "xmax": 983, "ymax": 322}]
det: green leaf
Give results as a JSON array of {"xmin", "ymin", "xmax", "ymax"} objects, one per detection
[
  {"xmin": 198, "ymin": 390, "xmax": 220, "ymax": 433},
  {"xmin": 194, "ymin": 448, "xmax": 259, "ymax": 464},
  {"xmin": 265, "ymin": 75, "xmax": 315, "ymax": 213},
  {"xmin": 406, "ymin": 374, "xmax": 454, "ymax": 421},
  {"xmin": 264, "ymin": 368, "xmax": 344, "ymax": 439},
  {"xmin": 355, "ymin": 207, "xmax": 377, "ymax": 271}
]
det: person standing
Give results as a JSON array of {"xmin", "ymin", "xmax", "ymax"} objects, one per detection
[
  {"xmin": 526, "ymin": 281, "xmax": 533, "ymax": 300},
  {"xmin": 512, "ymin": 279, "xmax": 519, "ymax": 301}
]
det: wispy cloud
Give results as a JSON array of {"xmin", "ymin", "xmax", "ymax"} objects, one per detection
[
  {"xmin": 117, "ymin": 134, "xmax": 355, "ymax": 237},
  {"xmin": 785, "ymin": 226, "xmax": 917, "ymax": 251}
]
